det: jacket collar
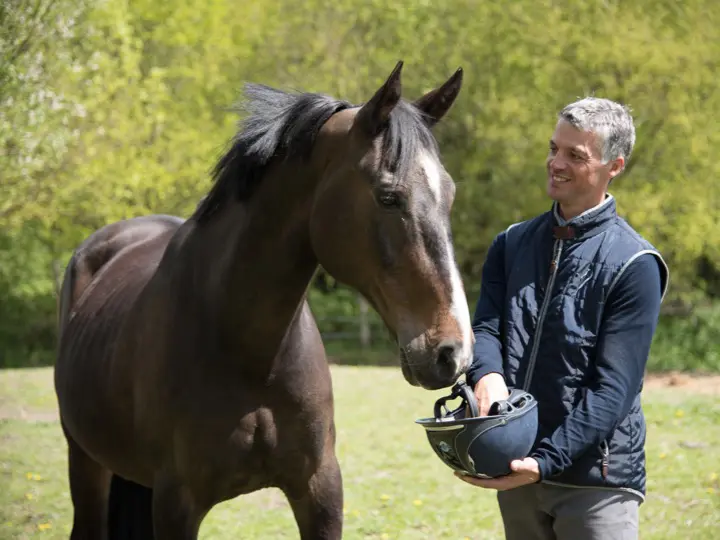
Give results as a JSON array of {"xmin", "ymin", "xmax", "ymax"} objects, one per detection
[{"xmin": 550, "ymin": 193, "xmax": 617, "ymax": 241}]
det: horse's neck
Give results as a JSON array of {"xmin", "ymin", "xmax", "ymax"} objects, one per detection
[{"xmin": 195, "ymin": 161, "xmax": 321, "ymax": 361}]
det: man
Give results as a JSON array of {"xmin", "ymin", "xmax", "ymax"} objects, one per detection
[{"xmin": 457, "ymin": 97, "xmax": 669, "ymax": 539}]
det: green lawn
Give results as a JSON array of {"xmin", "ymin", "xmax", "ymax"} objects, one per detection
[{"xmin": 1, "ymin": 366, "xmax": 718, "ymax": 539}]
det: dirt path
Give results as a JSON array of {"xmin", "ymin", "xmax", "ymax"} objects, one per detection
[{"xmin": 644, "ymin": 371, "xmax": 720, "ymax": 395}]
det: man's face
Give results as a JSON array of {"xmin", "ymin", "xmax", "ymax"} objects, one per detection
[{"xmin": 546, "ymin": 119, "xmax": 624, "ymax": 215}]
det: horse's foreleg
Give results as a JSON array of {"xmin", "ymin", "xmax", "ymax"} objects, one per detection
[
  {"xmin": 151, "ymin": 473, "xmax": 208, "ymax": 540},
  {"xmin": 285, "ymin": 448, "xmax": 344, "ymax": 540},
  {"xmin": 62, "ymin": 422, "xmax": 113, "ymax": 540}
]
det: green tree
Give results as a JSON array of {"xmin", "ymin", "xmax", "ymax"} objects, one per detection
[{"xmin": 1, "ymin": 0, "xmax": 719, "ymax": 367}]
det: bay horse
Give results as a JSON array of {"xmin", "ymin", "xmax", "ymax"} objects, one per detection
[{"xmin": 54, "ymin": 61, "xmax": 472, "ymax": 539}]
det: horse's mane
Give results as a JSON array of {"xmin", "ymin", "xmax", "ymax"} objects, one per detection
[{"xmin": 194, "ymin": 83, "xmax": 439, "ymax": 222}]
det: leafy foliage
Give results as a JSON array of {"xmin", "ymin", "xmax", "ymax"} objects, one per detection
[{"xmin": 1, "ymin": 0, "xmax": 719, "ymax": 366}]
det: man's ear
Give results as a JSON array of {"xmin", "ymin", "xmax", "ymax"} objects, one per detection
[{"xmin": 608, "ymin": 156, "xmax": 625, "ymax": 179}]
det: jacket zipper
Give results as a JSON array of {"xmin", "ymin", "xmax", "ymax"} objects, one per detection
[
  {"xmin": 522, "ymin": 239, "xmax": 564, "ymax": 391},
  {"xmin": 601, "ymin": 440, "xmax": 610, "ymax": 479}
]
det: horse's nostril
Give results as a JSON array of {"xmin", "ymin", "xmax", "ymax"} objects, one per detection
[
  {"xmin": 436, "ymin": 344, "xmax": 458, "ymax": 378},
  {"xmin": 438, "ymin": 345, "xmax": 455, "ymax": 367}
]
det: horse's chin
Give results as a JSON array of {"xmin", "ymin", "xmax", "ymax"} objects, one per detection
[{"xmin": 400, "ymin": 355, "xmax": 421, "ymax": 387}]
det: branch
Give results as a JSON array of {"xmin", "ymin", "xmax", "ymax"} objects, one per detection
[{"xmin": 5, "ymin": 0, "xmax": 60, "ymax": 66}]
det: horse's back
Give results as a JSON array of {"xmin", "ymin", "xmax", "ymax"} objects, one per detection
[
  {"xmin": 55, "ymin": 214, "xmax": 184, "ymax": 469},
  {"xmin": 58, "ymin": 214, "xmax": 183, "ymax": 327}
]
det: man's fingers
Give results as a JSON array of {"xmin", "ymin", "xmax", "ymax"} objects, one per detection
[
  {"xmin": 455, "ymin": 471, "xmax": 518, "ymax": 491},
  {"xmin": 478, "ymin": 401, "xmax": 490, "ymax": 417},
  {"xmin": 454, "ymin": 472, "xmax": 498, "ymax": 488},
  {"xmin": 510, "ymin": 458, "xmax": 540, "ymax": 477}
]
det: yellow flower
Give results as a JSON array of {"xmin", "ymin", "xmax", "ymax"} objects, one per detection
[
  {"xmin": 413, "ymin": 499, "xmax": 423, "ymax": 506},
  {"xmin": 38, "ymin": 522, "xmax": 52, "ymax": 531},
  {"xmin": 380, "ymin": 494, "xmax": 391, "ymax": 501},
  {"xmin": 33, "ymin": 474, "xmax": 42, "ymax": 481},
  {"xmin": 25, "ymin": 493, "xmax": 33, "ymax": 500},
  {"xmin": 707, "ymin": 487, "xmax": 716, "ymax": 495},
  {"xmin": 659, "ymin": 453, "xmax": 667, "ymax": 459},
  {"xmin": 675, "ymin": 409, "xmax": 684, "ymax": 418},
  {"xmin": 26, "ymin": 472, "xmax": 33, "ymax": 480},
  {"xmin": 709, "ymin": 472, "xmax": 718, "ymax": 482},
  {"xmin": 352, "ymin": 510, "xmax": 360, "ymax": 517},
  {"xmin": 380, "ymin": 534, "xmax": 390, "ymax": 539}
]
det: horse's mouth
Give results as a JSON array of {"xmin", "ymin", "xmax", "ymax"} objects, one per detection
[{"xmin": 400, "ymin": 349, "xmax": 421, "ymax": 387}]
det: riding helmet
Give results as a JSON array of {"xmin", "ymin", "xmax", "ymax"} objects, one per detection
[{"xmin": 415, "ymin": 380, "xmax": 538, "ymax": 478}]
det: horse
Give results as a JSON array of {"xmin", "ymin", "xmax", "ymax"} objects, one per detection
[{"xmin": 54, "ymin": 61, "xmax": 473, "ymax": 539}]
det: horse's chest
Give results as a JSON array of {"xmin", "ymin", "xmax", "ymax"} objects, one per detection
[{"xmin": 179, "ymin": 406, "xmax": 326, "ymax": 498}]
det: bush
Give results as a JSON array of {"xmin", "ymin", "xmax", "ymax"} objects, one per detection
[{"xmin": 649, "ymin": 306, "xmax": 720, "ymax": 373}]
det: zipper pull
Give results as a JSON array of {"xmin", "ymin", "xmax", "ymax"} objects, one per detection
[
  {"xmin": 549, "ymin": 241, "xmax": 562, "ymax": 273},
  {"xmin": 601, "ymin": 441, "xmax": 609, "ymax": 479}
]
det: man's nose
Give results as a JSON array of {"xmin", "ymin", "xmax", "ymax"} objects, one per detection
[{"xmin": 549, "ymin": 154, "xmax": 566, "ymax": 171}]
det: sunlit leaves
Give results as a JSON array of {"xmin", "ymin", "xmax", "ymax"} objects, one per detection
[{"xmin": 1, "ymin": 0, "xmax": 718, "ymax": 358}]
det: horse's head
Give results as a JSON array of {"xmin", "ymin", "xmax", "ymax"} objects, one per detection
[{"xmin": 309, "ymin": 62, "xmax": 472, "ymax": 390}]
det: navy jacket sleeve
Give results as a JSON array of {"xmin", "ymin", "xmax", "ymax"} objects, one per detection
[
  {"xmin": 466, "ymin": 231, "xmax": 507, "ymax": 390},
  {"xmin": 530, "ymin": 253, "xmax": 663, "ymax": 479}
]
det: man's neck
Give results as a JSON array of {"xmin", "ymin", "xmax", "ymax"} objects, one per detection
[{"xmin": 557, "ymin": 194, "xmax": 609, "ymax": 222}]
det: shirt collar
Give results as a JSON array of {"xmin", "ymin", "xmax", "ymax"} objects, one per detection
[{"xmin": 551, "ymin": 193, "xmax": 617, "ymax": 241}]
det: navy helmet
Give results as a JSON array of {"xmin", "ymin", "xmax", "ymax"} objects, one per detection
[{"xmin": 416, "ymin": 380, "xmax": 538, "ymax": 478}]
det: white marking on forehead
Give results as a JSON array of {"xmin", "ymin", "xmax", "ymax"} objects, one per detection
[{"xmin": 419, "ymin": 150, "xmax": 443, "ymax": 204}]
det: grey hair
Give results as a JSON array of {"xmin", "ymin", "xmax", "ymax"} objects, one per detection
[{"xmin": 559, "ymin": 97, "xmax": 636, "ymax": 168}]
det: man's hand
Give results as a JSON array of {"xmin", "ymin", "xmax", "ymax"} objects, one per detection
[
  {"xmin": 473, "ymin": 372, "xmax": 509, "ymax": 416},
  {"xmin": 454, "ymin": 458, "xmax": 540, "ymax": 491}
]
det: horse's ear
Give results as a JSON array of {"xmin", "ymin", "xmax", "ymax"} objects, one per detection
[
  {"xmin": 413, "ymin": 67, "xmax": 463, "ymax": 127},
  {"xmin": 354, "ymin": 61, "xmax": 403, "ymax": 136}
]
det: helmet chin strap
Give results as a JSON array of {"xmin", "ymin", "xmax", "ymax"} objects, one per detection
[
  {"xmin": 433, "ymin": 380, "xmax": 479, "ymax": 419},
  {"xmin": 488, "ymin": 398, "xmax": 512, "ymax": 416},
  {"xmin": 489, "ymin": 388, "xmax": 536, "ymax": 416}
]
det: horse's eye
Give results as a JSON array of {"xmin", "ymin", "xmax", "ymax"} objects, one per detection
[{"xmin": 378, "ymin": 192, "xmax": 403, "ymax": 209}]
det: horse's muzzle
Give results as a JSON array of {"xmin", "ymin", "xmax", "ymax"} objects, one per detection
[{"xmin": 400, "ymin": 338, "xmax": 469, "ymax": 390}]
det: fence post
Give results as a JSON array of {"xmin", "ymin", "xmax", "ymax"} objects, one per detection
[{"xmin": 358, "ymin": 293, "xmax": 371, "ymax": 348}]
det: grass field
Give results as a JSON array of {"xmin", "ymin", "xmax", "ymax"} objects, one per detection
[{"xmin": 1, "ymin": 366, "xmax": 719, "ymax": 539}]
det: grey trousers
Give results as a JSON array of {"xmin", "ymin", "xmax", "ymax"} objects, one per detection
[{"xmin": 496, "ymin": 482, "xmax": 642, "ymax": 540}]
